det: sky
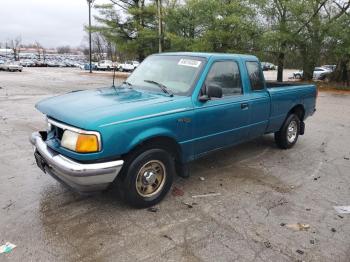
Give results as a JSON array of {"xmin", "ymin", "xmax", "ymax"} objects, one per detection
[{"xmin": 0, "ymin": 0, "xmax": 110, "ymax": 48}]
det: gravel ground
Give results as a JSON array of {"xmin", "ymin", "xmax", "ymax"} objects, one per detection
[{"xmin": 0, "ymin": 68, "xmax": 349, "ymax": 262}]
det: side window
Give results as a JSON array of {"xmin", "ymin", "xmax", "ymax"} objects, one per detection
[
  {"xmin": 246, "ymin": 61, "xmax": 264, "ymax": 91},
  {"xmin": 204, "ymin": 61, "xmax": 242, "ymax": 97}
]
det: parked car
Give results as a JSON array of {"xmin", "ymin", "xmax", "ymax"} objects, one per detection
[
  {"xmin": 30, "ymin": 52, "xmax": 317, "ymax": 208},
  {"xmin": 261, "ymin": 62, "xmax": 277, "ymax": 71},
  {"xmin": 118, "ymin": 61, "xmax": 136, "ymax": 72},
  {"xmin": 322, "ymin": 64, "xmax": 336, "ymax": 72},
  {"xmin": 35, "ymin": 60, "xmax": 47, "ymax": 67},
  {"xmin": 47, "ymin": 61, "xmax": 59, "ymax": 67},
  {"xmin": 20, "ymin": 60, "xmax": 35, "ymax": 67},
  {"xmin": 97, "ymin": 60, "xmax": 114, "ymax": 71},
  {"xmin": 293, "ymin": 67, "xmax": 332, "ymax": 80},
  {"xmin": 131, "ymin": 60, "xmax": 140, "ymax": 68},
  {"xmin": 81, "ymin": 63, "xmax": 97, "ymax": 71},
  {"xmin": 0, "ymin": 61, "xmax": 23, "ymax": 72},
  {"xmin": 313, "ymin": 67, "xmax": 332, "ymax": 80}
]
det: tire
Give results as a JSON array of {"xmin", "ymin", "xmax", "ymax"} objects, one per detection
[
  {"xmin": 295, "ymin": 74, "xmax": 301, "ymax": 79},
  {"xmin": 118, "ymin": 148, "xmax": 175, "ymax": 208},
  {"xmin": 274, "ymin": 114, "xmax": 300, "ymax": 149}
]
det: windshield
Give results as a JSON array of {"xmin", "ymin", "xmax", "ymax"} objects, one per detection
[{"xmin": 127, "ymin": 55, "xmax": 206, "ymax": 95}]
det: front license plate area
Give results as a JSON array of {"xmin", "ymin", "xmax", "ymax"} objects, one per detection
[{"xmin": 34, "ymin": 151, "xmax": 46, "ymax": 173}]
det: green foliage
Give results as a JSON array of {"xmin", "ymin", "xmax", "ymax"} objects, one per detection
[
  {"xmin": 92, "ymin": 0, "xmax": 350, "ymax": 82},
  {"xmin": 93, "ymin": 2, "xmax": 159, "ymax": 60},
  {"xmin": 165, "ymin": 0, "xmax": 261, "ymax": 53}
]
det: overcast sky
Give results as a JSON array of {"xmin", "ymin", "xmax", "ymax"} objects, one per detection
[{"xmin": 0, "ymin": 0, "xmax": 110, "ymax": 48}]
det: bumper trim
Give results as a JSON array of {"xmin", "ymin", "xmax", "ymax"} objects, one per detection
[{"xmin": 30, "ymin": 132, "xmax": 124, "ymax": 192}]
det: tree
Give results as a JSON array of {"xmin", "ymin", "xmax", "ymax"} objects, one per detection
[
  {"xmin": 93, "ymin": 1, "xmax": 159, "ymax": 61},
  {"xmin": 253, "ymin": 0, "xmax": 349, "ymax": 81},
  {"xmin": 297, "ymin": 0, "xmax": 350, "ymax": 80},
  {"xmin": 9, "ymin": 36, "xmax": 21, "ymax": 61},
  {"xmin": 293, "ymin": 0, "xmax": 350, "ymax": 80},
  {"xmin": 83, "ymin": 31, "xmax": 118, "ymax": 61},
  {"xmin": 57, "ymin": 45, "xmax": 71, "ymax": 54},
  {"xmin": 326, "ymin": 11, "xmax": 350, "ymax": 84},
  {"xmin": 90, "ymin": 0, "xmax": 350, "ymax": 84},
  {"xmin": 35, "ymin": 41, "xmax": 43, "ymax": 60},
  {"xmin": 166, "ymin": 0, "xmax": 260, "ymax": 53}
]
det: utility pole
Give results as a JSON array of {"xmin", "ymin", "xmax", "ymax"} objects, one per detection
[
  {"xmin": 157, "ymin": 0, "xmax": 163, "ymax": 53},
  {"xmin": 87, "ymin": 0, "xmax": 95, "ymax": 73}
]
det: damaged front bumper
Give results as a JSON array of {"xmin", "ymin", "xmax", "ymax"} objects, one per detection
[{"xmin": 30, "ymin": 131, "xmax": 124, "ymax": 193}]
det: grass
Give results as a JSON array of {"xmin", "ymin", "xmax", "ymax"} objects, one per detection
[
  {"xmin": 293, "ymin": 80, "xmax": 350, "ymax": 92},
  {"xmin": 316, "ymin": 82, "xmax": 350, "ymax": 92}
]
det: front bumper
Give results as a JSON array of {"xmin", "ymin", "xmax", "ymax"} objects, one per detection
[{"xmin": 30, "ymin": 132, "xmax": 124, "ymax": 193}]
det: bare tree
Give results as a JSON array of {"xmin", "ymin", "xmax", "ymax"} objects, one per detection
[
  {"xmin": 84, "ymin": 32, "xmax": 115, "ymax": 61},
  {"xmin": 9, "ymin": 36, "xmax": 21, "ymax": 61},
  {"xmin": 57, "ymin": 45, "xmax": 71, "ymax": 54},
  {"xmin": 35, "ymin": 41, "xmax": 42, "ymax": 60}
]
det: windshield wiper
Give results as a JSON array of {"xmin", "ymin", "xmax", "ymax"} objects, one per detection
[{"xmin": 144, "ymin": 80, "xmax": 173, "ymax": 97}]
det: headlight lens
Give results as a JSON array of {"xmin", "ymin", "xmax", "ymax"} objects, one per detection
[{"xmin": 61, "ymin": 130, "xmax": 99, "ymax": 153}]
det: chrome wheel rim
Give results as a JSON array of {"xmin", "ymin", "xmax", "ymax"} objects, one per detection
[
  {"xmin": 136, "ymin": 160, "xmax": 166, "ymax": 197},
  {"xmin": 287, "ymin": 120, "xmax": 298, "ymax": 143}
]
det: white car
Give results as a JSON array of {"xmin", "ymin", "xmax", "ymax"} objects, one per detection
[
  {"xmin": 313, "ymin": 67, "xmax": 332, "ymax": 80},
  {"xmin": 131, "ymin": 60, "xmax": 140, "ymax": 68},
  {"xmin": 118, "ymin": 61, "xmax": 137, "ymax": 72},
  {"xmin": 97, "ymin": 60, "xmax": 114, "ymax": 71},
  {"xmin": 293, "ymin": 67, "xmax": 331, "ymax": 80},
  {"xmin": 0, "ymin": 62, "xmax": 23, "ymax": 72}
]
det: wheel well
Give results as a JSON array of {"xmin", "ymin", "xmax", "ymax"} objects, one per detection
[
  {"xmin": 124, "ymin": 136, "xmax": 182, "ymax": 162},
  {"xmin": 288, "ymin": 104, "xmax": 305, "ymax": 121}
]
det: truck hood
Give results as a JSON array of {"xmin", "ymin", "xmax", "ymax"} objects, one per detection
[{"xmin": 36, "ymin": 87, "xmax": 186, "ymax": 130}]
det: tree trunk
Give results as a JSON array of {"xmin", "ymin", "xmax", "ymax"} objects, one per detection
[
  {"xmin": 277, "ymin": 51, "xmax": 285, "ymax": 82},
  {"xmin": 332, "ymin": 58, "xmax": 349, "ymax": 85},
  {"xmin": 277, "ymin": 41, "xmax": 286, "ymax": 82},
  {"xmin": 157, "ymin": 0, "xmax": 163, "ymax": 53},
  {"xmin": 13, "ymin": 49, "xmax": 17, "ymax": 61}
]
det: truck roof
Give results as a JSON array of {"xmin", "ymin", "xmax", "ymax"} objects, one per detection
[{"xmin": 157, "ymin": 52, "xmax": 258, "ymax": 61}]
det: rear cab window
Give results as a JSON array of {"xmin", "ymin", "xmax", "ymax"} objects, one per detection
[{"xmin": 246, "ymin": 61, "xmax": 265, "ymax": 91}]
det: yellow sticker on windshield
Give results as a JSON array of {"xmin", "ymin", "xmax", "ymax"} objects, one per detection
[{"xmin": 178, "ymin": 59, "xmax": 201, "ymax": 68}]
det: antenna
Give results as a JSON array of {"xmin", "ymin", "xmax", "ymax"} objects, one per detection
[{"xmin": 112, "ymin": 64, "xmax": 117, "ymax": 88}]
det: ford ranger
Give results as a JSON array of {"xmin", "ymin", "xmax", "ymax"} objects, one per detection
[{"xmin": 30, "ymin": 52, "xmax": 317, "ymax": 207}]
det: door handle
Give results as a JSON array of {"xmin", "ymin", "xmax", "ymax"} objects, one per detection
[{"xmin": 241, "ymin": 103, "xmax": 249, "ymax": 109}]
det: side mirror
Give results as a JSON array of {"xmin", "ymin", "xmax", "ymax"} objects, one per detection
[{"xmin": 199, "ymin": 84, "xmax": 223, "ymax": 102}]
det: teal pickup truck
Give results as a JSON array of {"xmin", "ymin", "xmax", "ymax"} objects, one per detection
[{"xmin": 30, "ymin": 52, "xmax": 317, "ymax": 207}]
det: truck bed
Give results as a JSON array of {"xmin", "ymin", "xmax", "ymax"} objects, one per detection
[{"xmin": 265, "ymin": 82, "xmax": 317, "ymax": 133}]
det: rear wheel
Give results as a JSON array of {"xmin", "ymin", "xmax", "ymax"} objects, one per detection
[
  {"xmin": 275, "ymin": 114, "xmax": 300, "ymax": 149},
  {"xmin": 118, "ymin": 148, "xmax": 175, "ymax": 208}
]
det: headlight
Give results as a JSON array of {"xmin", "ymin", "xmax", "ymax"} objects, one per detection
[
  {"xmin": 46, "ymin": 117, "xmax": 52, "ymax": 131},
  {"xmin": 61, "ymin": 130, "xmax": 100, "ymax": 153}
]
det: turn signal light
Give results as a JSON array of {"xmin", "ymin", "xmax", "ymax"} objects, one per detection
[{"xmin": 76, "ymin": 134, "xmax": 99, "ymax": 153}]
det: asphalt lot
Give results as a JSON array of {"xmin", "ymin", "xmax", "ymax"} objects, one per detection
[{"xmin": 0, "ymin": 68, "xmax": 349, "ymax": 261}]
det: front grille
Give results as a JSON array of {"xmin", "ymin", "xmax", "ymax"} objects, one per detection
[
  {"xmin": 49, "ymin": 124, "xmax": 64, "ymax": 141},
  {"xmin": 55, "ymin": 126, "xmax": 64, "ymax": 140}
]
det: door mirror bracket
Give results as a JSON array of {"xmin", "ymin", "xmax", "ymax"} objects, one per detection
[
  {"xmin": 199, "ymin": 84, "xmax": 222, "ymax": 102},
  {"xmin": 199, "ymin": 95, "xmax": 210, "ymax": 102}
]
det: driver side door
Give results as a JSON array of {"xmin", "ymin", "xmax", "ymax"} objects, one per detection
[{"xmin": 192, "ymin": 59, "xmax": 251, "ymax": 157}]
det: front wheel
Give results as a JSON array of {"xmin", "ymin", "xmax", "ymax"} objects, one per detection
[
  {"xmin": 275, "ymin": 114, "xmax": 300, "ymax": 149},
  {"xmin": 118, "ymin": 148, "xmax": 175, "ymax": 208}
]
